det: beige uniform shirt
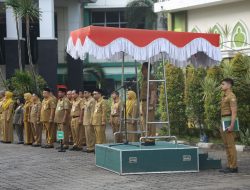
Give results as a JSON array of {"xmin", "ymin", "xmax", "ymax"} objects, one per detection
[
  {"xmin": 30, "ymin": 102, "xmax": 41, "ymax": 123},
  {"xmin": 221, "ymin": 90, "xmax": 237, "ymax": 116},
  {"xmin": 40, "ymin": 97, "xmax": 56, "ymax": 122},
  {"xmin": 140, "ymin": 75, "xmax": 157, "ymax": 102},
  {"xmin": 111, "ymin": 99, "xmax": 122, "ymax": 117},
  {"xmin": 70, "ymin": 98, "xmax": 82, "ymax": 118},
  {"xmin": 23, "ymin": 101, "xmax": 32, "ymax": 122},
  {"xmin": 83, "ymin": 97, "xmax": 95, "ymax": 126},
  {"xmin": 92, "ymin": 97, "xmax": 107, "ymax": 126},
  {"xmin": 54, "ymin": 97, "xmax": 71, "ymax": 123}
]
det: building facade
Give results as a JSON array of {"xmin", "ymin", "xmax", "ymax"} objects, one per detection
[
  {"xmin": 0, "ymin": 0, "xmax": 140, "ymax": 93},
  {"xmin": 154, "ymin": 0, "xmax": 250, "ymax": 58}
]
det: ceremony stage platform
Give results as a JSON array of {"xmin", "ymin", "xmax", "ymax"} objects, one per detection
[
  {"xmin": 96, "ymin": 141, "xmax": 221, "ymax": 175},
  {"xmin": 95, "ymin": 141, "xmax": 221, "ymax": 175}
]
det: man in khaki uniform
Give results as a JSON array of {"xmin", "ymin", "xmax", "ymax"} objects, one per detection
[
  {"xmin": 219, "ymin": 78, "xmax": 238, "ymax": 173},
  {"xmin": 110, "ymin": 91, "xmax": 123, "ymax": 143},
  {"xmin": 140, "ymin": 62, "xmax": 157, "ymax": 145},
  {"xmin": 67, "ymin": 91, "xmax": 74, "ymax": 144},
  {"xmin": 23, "ymin": 93, "xmax": 33, "ymax": 145},
  {"xmin": 82, "ymin": 88, "xmax": 96, "ymax": 153},
  {"xmin": 70, "ymin": 90, "xmax": 84, "ymax": 151},
  {"xmin": 30, "ymin": 94, "xmax": 42, "ymax": 147},
  {"xmin": 0, "ymin": 90, "xmax": 5, "ymax": 141},
  {"xmin": 41, "ymin": 88, "xmax": 56, "ymax": 148},
  {"xmin": 54, "ymin": 88, "xmax": 71, "ymax": 149},
  {"xmin": 92, "ymin": 89, "xmax": 107, "ymax": 144},
  {"xmin": 50, "ymin": 92, "xmax": 58, "ymax": 143}
]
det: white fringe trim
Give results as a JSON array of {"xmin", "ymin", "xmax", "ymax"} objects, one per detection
[{"xmin": 66, "ymin": 36, "xmax": 221, "ymax": 67}]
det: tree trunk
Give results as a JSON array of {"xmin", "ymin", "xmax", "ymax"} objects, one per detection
[
  {"xmin": 15, "ymin": 16, "xmax": 23, "ymax": 71},
  {"xmin": 26, "ymin": 16, "xmax": 38, "ymax": 93}
]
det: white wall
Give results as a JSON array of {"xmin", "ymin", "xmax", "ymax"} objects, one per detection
[
  {"xmin": 187, "ymin": 1, "xmax": 250, "ymax": 34},
  {"xmin": 85, "ymin": 0, "xmax": 131, "ymax": 9},
  {"xmin": 187, "ymin": 0, "xmax": 250, "ymax": 57}
]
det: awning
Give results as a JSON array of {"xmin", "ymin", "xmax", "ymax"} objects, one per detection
[{"xmin": 67, "ymin": 26, "xmax": 221, "ymax": 67}]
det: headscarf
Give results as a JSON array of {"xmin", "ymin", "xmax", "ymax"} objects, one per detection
[
  {"xmin": 2, "ymin": 91, "xmax": 14, "ymax": 110},
  {"xmin": 24, "ymin": 93, "xmax": 32, "ymax": 102},
  {"xmin": 126, "ymin": 91, "xmax": 137, "ymax": 117}
]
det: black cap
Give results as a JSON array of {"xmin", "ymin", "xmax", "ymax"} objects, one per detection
[
  {"xmin": 58, "ymin": 88, "xmax": 67, "ymax": 93},
  {"xmin": 43, "ymin": 87, "xmax": 51, "ymax": 92},
  {"xmin": 84, "ymin": 87, "xmax": 94, "ymax": 93},
  {"xmin": 93, "ymin": 88, "xmax": 103, "ymax": 95}
]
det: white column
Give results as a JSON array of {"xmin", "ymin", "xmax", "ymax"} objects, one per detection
[
  {"xmin": 5, "ymin": 7, "xmax": 22, "ymax": 39},
  {"xmin": 68, "ymin": 1, "xmax": 82, "ymax": 34},
  {"xmin": 39, "ymin": 0, "xmax": 55, "ymax": 39}
]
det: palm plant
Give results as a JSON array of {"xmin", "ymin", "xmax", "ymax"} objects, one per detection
[
  {"xmin": 83, "ymin": 63, "xmax": 105, "ymax": 88},
  {"xmin": 5, "ymin": 0, "xmax": 23, "ymax": 71},
  {"xmin": 126, "ymin": 0, "xmax": 157, "ymax": 29},
  {"xmin": 19, "ymin": 0, "xmax": 41, "ymax": 92}
]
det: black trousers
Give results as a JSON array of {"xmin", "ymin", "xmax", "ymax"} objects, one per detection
[{"xmin": 14, "ymin": 124, "xmax": 24, "ymax": 142}]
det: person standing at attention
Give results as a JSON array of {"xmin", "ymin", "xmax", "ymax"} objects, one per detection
[{"xmin": 219, "ymin": 78, "xmax": 238, "ymax": 173}]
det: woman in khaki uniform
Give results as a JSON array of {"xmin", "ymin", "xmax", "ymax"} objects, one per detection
[
  {"xmin": 126, "ymin": 90, "xmax": 139, "ymax": 142},
  {"xmin": 2, "ymin": 91, "xmax": 14, "ymax": 143},
  {"xmin": 0, "ymin": 90, "xmax": 5, "ymax": 141},
  {"xmin": 30, "ymin": 94, "xmax": 42, "ymax": 147},
  {"xmin": 23, "ymin": 93, "xmax": 33, "ymax": 145}
]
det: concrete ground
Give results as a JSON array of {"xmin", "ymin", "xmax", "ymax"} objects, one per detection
[{"xmin": 0, "ymin": 127, "xmax": 250, "ymax": 190}]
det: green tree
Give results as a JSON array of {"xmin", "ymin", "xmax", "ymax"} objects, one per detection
[
  {"xmin": 202, "ymin": 66, "xmax": 222, "ymax": 130},
  {"xmin": 7, "ymin": 71, "xmax": 47, "ymax": 96},
  {"xmin": 160, "ymin": 64, "xmax": 186, "ymax": 135},
  {"xmin": 125, "ymin": 0, "xmax": 157, "ymax": 29},
  {"xmin": 5, "ymin": 0, "xmax": 23, "ymax": 71},
  {"xmin": 185, "ymin": 65, "xmax": 206, "ymax": 130}
]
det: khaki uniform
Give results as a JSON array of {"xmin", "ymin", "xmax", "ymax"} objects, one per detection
[
  {"xmin": 30, "ymin": 101, "xmax": 42, "ymax": 145},
  {"xmin": 220, "ymin": 90, "xmax": 238, "ymax": 169},
  {"xmin": 110, "ymin": 99, "xmax": 122, "ymax": 143},
  {"xmin": 91, "ymin": 97, "xmax": 107, "ymax": 144},
  {"xmin": 80, "ymin": 98, "xmax": 86, "ymax": 145},
  {"xmin": 51, "ymin": 95, "xmax": 58, "ymax": 142},
  {"xmin": 40, "ymin": 97, "xmax": 56, "ymax": 145},
  {"xmin": 70, "ymin": 98, "xmax": 84, "ymax": 148},
  {"xmin": 0, "ymin": 98, "xmax": 4, "ymax": 140},
  {"xmin": 54, "ymin": 97, "xmax": 71, "ymax": 147},
  {"xmin": 83, "ymin": 97, "xmax": 96, "ymax": 151},
  {"xmin": 23, "ymin": 101, "xmax": 33, "ymax": 144},
  {"xmin": 127, "ymin": 102, "xmax": 139, "ymax": 142},
  {"xmin": 140, "ymin": 75, "xmax": 157, "ymax": 137},
  {"xmin": 2, "ymin": 102, "xmax": 14, "ymax": 142},
  {"xmin": 68, "ymin": 100, "xmax": 73, "ymax": 143}
]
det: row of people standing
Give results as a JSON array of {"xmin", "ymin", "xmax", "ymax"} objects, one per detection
[{"xmin": 0, "ymin": 62, "xmax": 158, "ymax": 150}]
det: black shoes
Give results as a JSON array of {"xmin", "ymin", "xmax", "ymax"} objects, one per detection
[
  {"xmin": 141, "ymin": 141, "xmax": 156, "ymax": 146},
  {"xmin": 24, "ymin": 143, "xmax": 32, "ymax": 145},
  {"xmin": 41, "ymin": 144, "xmax": 54, "ymax": 149},
  {"xmin": 70, "ymin": 146, "xmax": 82, "ymax": 151},
  {"xmin": 219, "ymin": 167, "xmax": 238, "ymax": 173},
  {"xmin": 32, "ymin": 144, "xmax": 41, "ymax": 147}
]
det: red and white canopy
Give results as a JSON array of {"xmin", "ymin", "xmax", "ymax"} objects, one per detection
[{"xmin": 67, "ymin": 26, "xmax": 221, "ymax": 67}]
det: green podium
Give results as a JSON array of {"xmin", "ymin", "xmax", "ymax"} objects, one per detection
[{"xmin": 95, "ymin": 141, "xmax": 199, "ymax": 175}]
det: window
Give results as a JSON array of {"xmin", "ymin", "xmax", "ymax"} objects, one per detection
[{"xmin": 91, "ymin": 10, "xmax": 128, "ymax": 28}]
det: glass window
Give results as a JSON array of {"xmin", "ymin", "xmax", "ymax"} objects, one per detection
[
  {"xmin": 106, "ymin": 11, "xmax": 119, "ymax": 22},
  {"xmin": 92, "ymin": 11, "xmax": 105, "ymax": 23}
]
